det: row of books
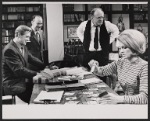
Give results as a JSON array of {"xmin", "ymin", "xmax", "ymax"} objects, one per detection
[
  {"xmin": 2, "ymin": 6, "xmax": 40, "ymax": 13},
  {"xmin": 133, "ymin": 4, "xmax": 148, "ymax": 11},
  {"xmin": 2, "ymin": 15, "xmax": 7, "ymax": 20},
  {"xmin": 88, "ymin": 4, "xmax": 111, "ymax": 11},
  {"xmin": 64, "ymin": 45, "xmax": 84, "ymax": 55},
  {"xmin": 2, "ymin": 37, "xmax": 12, "ymax": 44},
  {"xmin": 2, "ymin": 29, "xmax": 14, "ymax": 36},
  {"xmin": 64, "ymin": 39, "xmax": 84, "ymax": 55},
  {"xmin": 2, "ymin": 21, "xmax": 25, "ymax": 28},
  {"xmin": 134, "ymin": 14, "xmax": 148, "ymax": 21},
  {"xmin": 63, "ymin": 4, "xmax": 74, "ymax": 12},
  {"xmin": 64, "ymin": 14, "xmax": 85, "ymax": 23},
  {"xmin": 2, "ymin": 14, "xmax": 34, "ymax": 21}
]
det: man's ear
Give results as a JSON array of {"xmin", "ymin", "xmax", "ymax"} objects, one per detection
[
  {"xmin": 15, "ymin": 32, "xmax": 19, "ymax": 37},
  {"xmin": 31, "ymin": 20, "xmax": 34, "ymax": 25},
  {"xmin": 17, "ymin": 32, "xmax": 22, "ymax": 38}
]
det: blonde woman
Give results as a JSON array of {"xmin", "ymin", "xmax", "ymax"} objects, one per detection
[{"xmin": 89, "ymin": 29, "xmax": 148, "ymax": 104}]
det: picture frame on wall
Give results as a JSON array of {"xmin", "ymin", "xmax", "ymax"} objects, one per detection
[{"xmin": 67, "ymin": 26, "xmax": 78, "ymax": 38}]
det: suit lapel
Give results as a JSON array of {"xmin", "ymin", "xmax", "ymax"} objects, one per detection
[
  {"xmin": 31, "ymin": 30, "xmax": 41, "ymax": 46},
  {"xmin": 11, "ymin": 41, "xmax": 27, "ymax": 66},
  {"xmin": 39, "ymin": 30, "xmax": 43, "ymax": 51}
]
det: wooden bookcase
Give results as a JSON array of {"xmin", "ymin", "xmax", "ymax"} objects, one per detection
[{"xmin": 2, "ymin": 4, "xmax": 43, "ymax": 49}]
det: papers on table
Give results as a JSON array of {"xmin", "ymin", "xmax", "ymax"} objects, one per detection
[
  {"xmin": 64, "ymin": 92, "xmax": 75, "ymax": 96},
  {"xmin": 66, "ymin": 67, "xmax": 93, "ymax": 79},
  {"xmin": 79, "ymin": 77, "xmax": 102, "ymax": 84},
  {"xmin": 33, "ymin": 90, "xmax": 64, "ymax": 104},
  {"xmin": 66, "ymin": 67, "xmax": 86, "ymax": 75},
  {"xmin": 96, "ymin": 84, "xmax": 108, "ymax": 88}
]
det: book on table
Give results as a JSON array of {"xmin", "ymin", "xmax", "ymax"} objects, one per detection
[{"xmin": 45, "ymin": 82, "xmax": 86, "ymax": 91}]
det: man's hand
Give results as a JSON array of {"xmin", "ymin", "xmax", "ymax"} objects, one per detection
[{"xmin": 50, "ymin": 65, "xmax": 59, "ymax": 70}]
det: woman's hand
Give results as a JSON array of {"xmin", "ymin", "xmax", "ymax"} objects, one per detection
[
  {"xmin": 88, "ymin": 60, "xmax": 103, "ymax": 76},
  {"xmin": 88, "ymin": 59, "xmax": 99, "ymax": 68},
  {"xmin": 100, "ymin": 93, "xmax": 124, "ymax": 104}
]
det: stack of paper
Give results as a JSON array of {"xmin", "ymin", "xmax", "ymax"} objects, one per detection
[
  {"xmin": 66, "ymin": 67, "xmax": 86, "ymax": 75},
  {"xmin": 66, "ymin": 67, "xmax": 93, "ymax": 79},
  {"xmin": 79, "ymin": 77, "xmax": 102, "ymax": 84},
  {"xmin": 33, "ymin": 90, "xmax": 64, "ymax": 104}
]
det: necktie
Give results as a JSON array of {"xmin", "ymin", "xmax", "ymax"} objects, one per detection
[
  {"xmin": 94, "ymin": 26, "xmax": 98, "ymax": 50},
  {"xmin": 20, "ymin": 46, "xmax": 24, "ymax": 57},
  {"xmin": 36, "ymin": 32, "xmax": 41, "ymax": 45}
]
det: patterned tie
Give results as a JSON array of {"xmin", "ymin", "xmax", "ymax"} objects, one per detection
[{"xmin": 94, "ymin": 26, "xmax": 98, "ymax": 50}]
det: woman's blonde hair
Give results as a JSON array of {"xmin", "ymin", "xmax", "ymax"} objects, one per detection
[{"xmin": 117, "ymin": 29, "xmax": 146, "ymax": 55}]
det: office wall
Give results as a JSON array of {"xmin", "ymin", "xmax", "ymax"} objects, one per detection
[{"xmin": 46, "ymin": 4, "xmax": 64, "ymax": 63}]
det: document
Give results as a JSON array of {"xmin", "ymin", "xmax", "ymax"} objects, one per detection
[
  {"xmin": 96, "ymin": 84, "xmax": 108, "ymax": 88},
  {"xmin": 79, "ymin": 77, "xmax": 102, "ymax": 84},
  {"xmin": 66, "ymin": 67, "xmax": 93, "ymax": 79},
  {"xmin": 33, "ymin": 90, "xmax": 64, "ymax": 104},
  {"xmin": 66, "ymin": 67, "xmax": 86, "ymax": 75}
]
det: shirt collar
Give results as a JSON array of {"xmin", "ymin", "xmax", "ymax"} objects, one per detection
[
  {"xmin": 91, "ymin": 21, "xmax": 95, "ymax": 27},
  {"xmin": 31, "ymin": 27, "xmax": 39, "ymax": 35},
  {"xmin": 13, "ymin": 39, "xmax": 23, "ymax": 50},
  {"xmin": 91, "ymin": 20, "xmax": 103, "ymax": 27}
]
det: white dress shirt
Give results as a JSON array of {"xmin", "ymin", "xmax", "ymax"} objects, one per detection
[{"xmin": 77, "ymin": 20, "xmax": 119, "ymax": 51}]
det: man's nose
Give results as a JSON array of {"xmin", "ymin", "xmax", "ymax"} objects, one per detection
[
  {"xmin": 119, "ymin": 48, "xmax": 124, "ymax": 53},
  {"xmin": 26, "ymin": 38, "xmax": 30, "ymax": 42}
]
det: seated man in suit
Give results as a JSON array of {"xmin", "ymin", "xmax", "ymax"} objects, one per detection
[{"xmin": 2, "ymin": 25, "xmax": 45, "ymax": 103}]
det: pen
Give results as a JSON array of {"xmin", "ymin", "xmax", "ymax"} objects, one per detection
[{"xmin": 40, "ymin": 99, "xmax": 57, "ymax": 104}]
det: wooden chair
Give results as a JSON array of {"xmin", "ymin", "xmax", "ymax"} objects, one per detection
[
  {"xmin": 2, "ymin": 87, "xmax": 16, "ymax": 105},
  {"xmin": 2, "ymin": 95, "xmax": 16, "ymax": 105}
]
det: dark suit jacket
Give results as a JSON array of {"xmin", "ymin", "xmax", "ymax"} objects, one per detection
[
  {"xmin": 2, "ymin": 40, "xmax": 44, "ymax": 95},
  {"xmin": 26, "ymin": 29, "xmax": 45, "ymax": 71}
]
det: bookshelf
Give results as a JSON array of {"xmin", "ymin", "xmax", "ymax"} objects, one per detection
[{"xmin": 2, "ymin": 4, "xmax": 43, "ymax": 49}]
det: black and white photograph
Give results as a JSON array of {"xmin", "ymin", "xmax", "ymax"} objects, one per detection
[{"xmin": 2, "ymin": 0, "xmax": 148, "ymax": 119}]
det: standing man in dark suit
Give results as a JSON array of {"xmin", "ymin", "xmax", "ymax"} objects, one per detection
[
  {"xmin": 2, "ymin": 25, "xmax": 45, "ymax": 103},
  {"xmin": 26, "ymin": 15, "xmax": 45, "ymax": 71},
  {"xmin": 77, "ymin": 8, "xmax": 119, "ymax": 69}
]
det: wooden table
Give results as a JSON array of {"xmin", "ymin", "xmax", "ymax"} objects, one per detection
[{"xmin": 30, "ymin": 75, "xmax": 118, "ymax": 104}]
